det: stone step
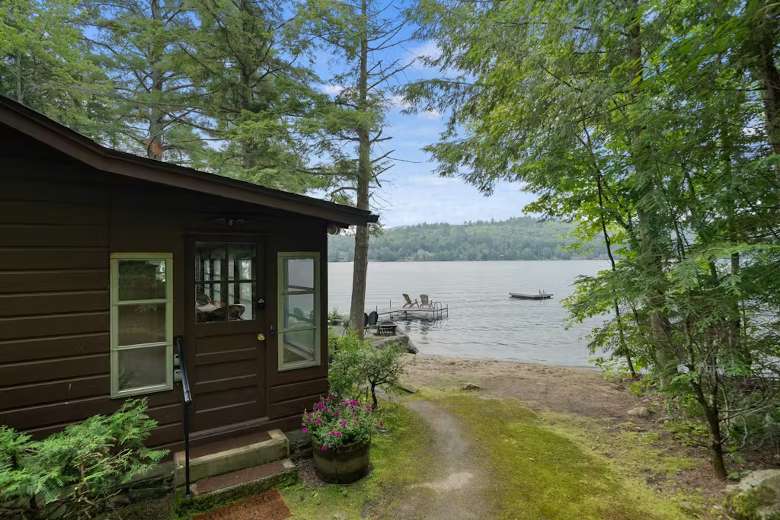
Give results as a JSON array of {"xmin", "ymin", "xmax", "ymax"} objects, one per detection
[
  {"xmin": 174, "ymin": 429, "xmax": 288, "ymax": 485},
  {"xmin": 190, "ymin": 459, "xmax": 297, "ymax": 502}
]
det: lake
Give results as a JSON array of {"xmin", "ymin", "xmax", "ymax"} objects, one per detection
[{"xmin": 327, "ymin": 260, "xmax": 609, "ymax": 367}]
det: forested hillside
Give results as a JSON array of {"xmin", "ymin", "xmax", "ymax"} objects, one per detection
[{"xmin": 328, "ymin": 218, "xmax": 606, "ymax": 261}]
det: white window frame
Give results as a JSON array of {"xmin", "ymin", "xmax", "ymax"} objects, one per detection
[
  {"xmin": 110, "ymin": 252, "xmax": 174, "ymax": 398},
  {"xmin": 278, "ymin": 252, "xmax": 321, "ymax": 371}
]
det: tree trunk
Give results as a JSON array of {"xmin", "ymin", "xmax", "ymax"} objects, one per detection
[
  {"xmin": 349, "ymin": 0, "xmax": 371, "ymax": 337},
  {"xmin": 694, "ymin": 383, "xmax": 728, "ymax": 480},
  {"xmin": 146, "ymin": 0, "xmax": 164, "ymax": 160},
  {"xmin": 596, "ymin": 175, "xmax": 637, "ymax": 377},
  {"xmin": 747, "ymin": 0, "xmax": 780, "ymax": 156},
  {"xmin": 626, "ymin": 1, "xmax": 674, "ymax": 380}
]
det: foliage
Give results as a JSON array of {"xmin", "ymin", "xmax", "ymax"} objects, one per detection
[
  {"xmin": 328, "ymin": 332, "xmax": 407, "ymax": 408},
  {"xmin": 329, "ymin": 217, "xmax": 606, "ymax": 261},
  {"xmin": 302, "ymin": 395, "xmax": 376, "ymax": 451},
  {"xmin": 0, "ymin": 399, "xmax": 165, "ymax": 520},
  {"xmin": 407, "ymin": 0, "xmax": 780, "ymax": 479},
  {"xmin": 0, "ymin": 0, "xmax": 114, "ymax": 138}
]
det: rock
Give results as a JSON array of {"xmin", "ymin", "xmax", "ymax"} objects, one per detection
[
  {"xmin": 725, "ymin": 469, "xmax": 780, "ymax": 520},
  {"xmin": 627, "ymin": 406, "xmax": 651, "ymax": 418},
  {"xmin": 461, "ymin": 383, "xmax": 480, "ymax": 391}
]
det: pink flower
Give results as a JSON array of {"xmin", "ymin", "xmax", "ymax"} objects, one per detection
[{"xmin": 301, "ymin": 426, "xmax": 308, "ymax": 433}]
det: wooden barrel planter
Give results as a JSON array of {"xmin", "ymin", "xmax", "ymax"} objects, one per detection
[{"xmin": 312, "ymin": 438, "xmax": 370, "ymax": 484}]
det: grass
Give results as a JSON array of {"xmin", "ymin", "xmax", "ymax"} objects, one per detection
[
  {"xmin": 435, "ymin": 393, "xmax": 694, "ymax": 519},
  {"xmin": 280, "ymin": 391, "xmax": 703, "ymax": 519},
  {"xmin": 281, "ymin": 402, "xmax": 437, "ymax": 519}
]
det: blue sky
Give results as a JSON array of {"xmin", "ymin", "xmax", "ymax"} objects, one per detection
[{"xmin": 308, "ymin": 17, "xmax": 536, "ymax": 228}]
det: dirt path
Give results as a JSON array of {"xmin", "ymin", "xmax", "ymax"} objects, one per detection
[{"xmin": 388, "ymin": 399, "xmax": 494, "ymax": 520}]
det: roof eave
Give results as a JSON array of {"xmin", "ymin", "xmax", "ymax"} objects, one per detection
[{"xmin": 0, "ymin": 97, "xmax": 378, "ymax": 227}]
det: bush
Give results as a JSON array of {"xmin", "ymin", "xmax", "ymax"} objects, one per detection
[
  {"xmin": 302, "ymin": 395, "xmax": 375, "ymax": 451},
  {"xmin": 328, "ymin": 332, "xmax": 406, "ymax": 409},
  {"xmin": 0, "ymin": 399, "xmax": 166, "ymax": 520}
]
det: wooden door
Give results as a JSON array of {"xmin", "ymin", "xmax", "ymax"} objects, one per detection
[{"xmin": 186, "ymin": 239, "xmax": 267, "ymax": 434}]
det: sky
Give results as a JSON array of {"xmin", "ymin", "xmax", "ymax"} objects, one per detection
[{"xmin": 308, "ymin": 11, "xmax": 536, "ymax": 229}]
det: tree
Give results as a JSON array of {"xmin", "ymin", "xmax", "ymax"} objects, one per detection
[
  {"xmin": 0, "ymin": 0, "xmax": 113, "ymax": 139},
  {"xmin": 185, "ymin": 0, "xmax": 333, "ymax": 191},
  {"xmin": 83, "ymin": 0, "xmax": 206, "ymax": 162},
  {"xmin": 305, "ymin": 0, "xmax": 409, "ymax": 336},
  {"xmin": 406, "ymin": 0, "xmax": 780, "ymax": 479}
]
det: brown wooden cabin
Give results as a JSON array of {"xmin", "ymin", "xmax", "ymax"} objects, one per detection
[{"xmin": 0, "ymin": 96, "xmax": 377, "ymax": 452}]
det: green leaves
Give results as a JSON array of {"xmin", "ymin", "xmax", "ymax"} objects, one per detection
[{"xmin": 0, "ymin": 399, "xmax": 164, "ymax": 520}]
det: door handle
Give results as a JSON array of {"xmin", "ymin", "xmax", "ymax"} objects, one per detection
[{"xmin": 257, "ymin": 333, "xmax": 265, "ymax": 342}]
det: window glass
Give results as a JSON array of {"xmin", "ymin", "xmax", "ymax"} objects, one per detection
[
  {"xmin": 196, "ymin": 243, "xmax": 255, "ymax": 322},
  {"xmin": 111, "ymin": 254, "xmax": 172, "ymax": 398},
  {"xmin": 117, "ymin": 304, "xmax": 166, "ymax": 345},
  {"xmin": 282, "ymin": 329, "xmax": 316, "ymax": 364},
  {"xmin": 279, "ymin": 253, "xmax": 319, "ymax": 370},
  {"xmin": 118, "ymin": 347, "xmax": 167, "ymax": 391},
  {"xmin": 118, "ymin": 260, "xmax": 166, "ymax": 300},
  {"xmin": 287, "ymin": 258, "xmax": 314, "ymax": 291}
]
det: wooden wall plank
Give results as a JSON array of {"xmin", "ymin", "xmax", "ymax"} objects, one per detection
[
  {"xmin": 269, "ymin": 394, "xmax": 321, "ymax": 419},
  {"xmin": 0, "ymin": 312, "xmax": 108, "ymax": 341},
  {"xmin": 0, "ymin": 201, "xmax": 107, "ymax": 225},
  {"xmin": 0, "ymin": 225, "xmax": 108, "ymax": 247},
  {"xmin": 0, "ymin": 354, "xmax": 108, "ymax": 388},
  {"xmin": 269, "ymin": 378, "xmax": 328, "ymax": 404},
  {"xmin": 0, "ymin": 292, "xmax": 107, "ymax": 317},
  {"xmin": 0, "ymin": 375, "xmax": 107, "ymax": 410},
  {"xmin": 0, "ymin": 333, "xmax": 108, "ymax": 364},
  {"xmin": 0, "ymin": 270, "xmax": 108, "ymax": 293},
  {"xmin": 0, "ymin": 250, "xmax": 107, "ymax": 270}
]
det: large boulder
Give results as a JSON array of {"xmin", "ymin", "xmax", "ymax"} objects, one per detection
[{"xmin": 725, "ymin": 469, "xmax": 780, "ymax": 520}]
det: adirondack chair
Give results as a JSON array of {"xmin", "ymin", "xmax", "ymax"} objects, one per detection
[
  {"xmin": 419, "ymin": 294, "xmax": 435, "ymax": 309},
  {"xmin": 402, "ymin": 293, "xmax": 418, "ymax": 308}
]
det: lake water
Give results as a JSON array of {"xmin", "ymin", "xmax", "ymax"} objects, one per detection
[{"xmin": 327, "ymin": 260, "xmax": 609, "ymax": 367}]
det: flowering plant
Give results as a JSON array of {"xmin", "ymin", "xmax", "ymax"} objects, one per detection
[{"xmin": 302, "ymin": 395, "xmax": 375, "ymax": 451}]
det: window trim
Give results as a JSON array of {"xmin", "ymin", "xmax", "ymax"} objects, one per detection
[
  {"xmin": 277, "ymin": 251, "xmax": 321, "ymax": 371},
  {"xmin": 110, "ymin": 252, "xmax": 174, "ymax": 398}
]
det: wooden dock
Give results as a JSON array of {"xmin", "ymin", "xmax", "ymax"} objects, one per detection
[{"xmin": 377, "ymin": 302, "xmax": 449, "ymax": 322}]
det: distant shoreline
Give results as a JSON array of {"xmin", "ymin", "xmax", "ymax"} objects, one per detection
[{"xmin": 327, "ymin": 257, "xmax": 607, "ymax": 263}]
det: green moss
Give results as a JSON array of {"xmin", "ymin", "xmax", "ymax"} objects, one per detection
[
  {"xmin": 281, "ymin": 402, "xmax": 436, "ymax": 519},
  {"xmin": 436, "ymin": 394, "xmax": 693, "ymax": 520}
]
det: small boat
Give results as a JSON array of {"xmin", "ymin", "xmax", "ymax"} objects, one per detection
[{"xmin": 509, "ymin": 291, "xmax": 553, "ymax": 300}]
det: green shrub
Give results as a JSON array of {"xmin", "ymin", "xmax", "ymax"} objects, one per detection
[
  {"xmin": 0, "ymin": 399, "xmax": 166, "ymax": 520},
  {"xmin": 328, "ymin": 332, "xmax": 406, "ymax": 409}
]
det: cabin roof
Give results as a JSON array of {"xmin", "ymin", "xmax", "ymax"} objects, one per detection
[{"xmin": 0, "ymin": 96, "xmax": 377, "ymax": 227}]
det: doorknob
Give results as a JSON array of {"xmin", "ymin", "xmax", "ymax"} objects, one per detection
[{"xmin": 257, "ymin": 333, "xmax": 265, "ymax": 342}]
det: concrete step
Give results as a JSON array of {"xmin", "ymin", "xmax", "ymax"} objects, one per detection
[
  {"xmin": 174, "ymin": 429, "xmax": 288, "ymax": 485},
  {"xmin": 190, "ymin": 459, "xmax": 297, "ymax": 502}
]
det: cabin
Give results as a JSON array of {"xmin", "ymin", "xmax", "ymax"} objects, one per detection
[{"xmin": 0, "ymin": 96, "xmax": 377, "ymax": 454}]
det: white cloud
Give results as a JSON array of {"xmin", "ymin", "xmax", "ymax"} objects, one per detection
[
  {"xmin": 389, "ymin": 94, "xmax": 440, "ymax": 119},
  {"xmin": 407, "ymin": 41, "xmax": 442, "ymax": 70},
  {"xmin": 320, "ymin": 84, "xmax": 345, "ymax": 96}
]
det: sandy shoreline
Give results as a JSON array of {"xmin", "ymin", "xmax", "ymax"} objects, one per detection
[{"xmin": 403, "ymin": 354, "xmax": 634, "ymax": 418}]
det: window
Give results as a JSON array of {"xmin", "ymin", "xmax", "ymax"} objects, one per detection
[
  {"xmin": 110, "ymin": 253, "xmax": 173, "ymax": 397},
  {"xmin": 195, "ymin": 243, "xmax": 256, "ymax": 322},
  {"xmin": 278, "ymin": 252, "xmax": 320, "ymax": 370}
]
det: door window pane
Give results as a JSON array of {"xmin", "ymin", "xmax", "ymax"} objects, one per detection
[
  {"xmin": 196, "ymin": 243, "xmax": 256, "ymax": 322},
  {"xmin": 117, "ymin": 346, "xmax": 167, "ymax": 391},
  {"xmin": 118, "ymin": 260, "xmax": 167, "ymax": 300}
]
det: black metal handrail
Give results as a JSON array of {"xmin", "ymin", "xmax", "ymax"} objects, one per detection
[{"xmin": 175, "ymin": 335, "xmax": 192, "ymax": 497}]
